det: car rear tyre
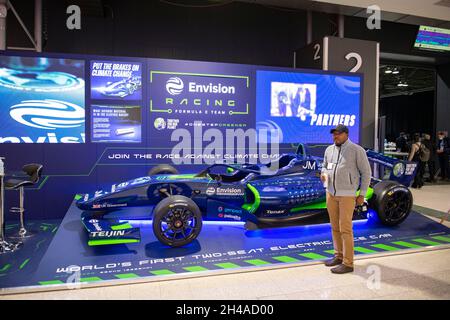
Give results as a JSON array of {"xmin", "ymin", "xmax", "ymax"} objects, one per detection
[
  {"xmin": 152, "ymin": 195, "xmax": 202, "ymax": 247},
  {"xmin": 148, "ymin": 164, "xmax": 179, "ymax": 176},
  {"xmin": 370, "ymin": 180, "xmax": 413, "ymax": 226}
]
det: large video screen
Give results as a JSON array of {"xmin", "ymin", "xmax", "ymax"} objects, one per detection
[
  {"xmin": 0, "ymin": 56, "xmax": 85, "ymax": 143},
  {"xmin": 256, "ymin": 70, "xmax": 362, "ymax": 144},
  {"xmin": 0, "ymin": 52, "xmax": 362, "ymax": 147},
  {"xmin": 414, "ymin": 26, "xmax": 450, "ymax": 52}
]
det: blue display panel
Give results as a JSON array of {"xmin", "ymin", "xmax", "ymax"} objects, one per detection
[
  {"xmin": 90, "ymin": 60, "xmax": 142, "ymax": 100},
  {"xmin": 91, "ymin": 105, "xmax": 142, "ymax": 143},
  {"xmin": 0, "ymin": 56, "xmax": 85, "ymax": 143},
  {"xmin": 145, "ymin": 60, "xmax": 256, "ymax": 163},
  {"xmin": 150, "ymin": 72, "xmax": 250, "ymax": 129},
  {"xmin": 256, "ymin": 70, "xmax": 361, "ymax": 144}
]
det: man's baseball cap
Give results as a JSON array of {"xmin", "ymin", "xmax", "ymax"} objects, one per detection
[{"xmin": 330, "ymin": 124, "xmax": 349, "ymax": 134}]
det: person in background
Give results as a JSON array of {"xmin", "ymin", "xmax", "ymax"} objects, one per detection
[
  {"xmin": 437, "ymin": 131, "xmax": 450, "ymax": 181},
  {"xmin": 405, "ymin": 133, "xmax": 414, "ymax": 153},
  {"xmin": 396, "ymin": 132, "xmax": 408, "ymax": 153},
  {"xmin": 422, "ymin": 134, "xmax": 436, "ymax": 183},
  {"xmin": 408, "ymin": 134, "xmax": 425, "ymax": 188}
]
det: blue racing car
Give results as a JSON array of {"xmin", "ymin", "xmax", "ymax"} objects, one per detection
[{"xmin": 76, "ymin": 146, "xmax": 418, "ymax": 247}]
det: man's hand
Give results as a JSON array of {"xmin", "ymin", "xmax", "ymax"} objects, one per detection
[
  {"xmin": 320, "ymin": 174, "xmax": 327, "ymax": 183},
  {"xmin": 356, "ymin": 195, "xmax": 365, "ymax": 206}
]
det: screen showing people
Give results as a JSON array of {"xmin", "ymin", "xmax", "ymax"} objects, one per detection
[{"xmin": 271, "ymin": 82, "xmax": 317, "ymax": 120}]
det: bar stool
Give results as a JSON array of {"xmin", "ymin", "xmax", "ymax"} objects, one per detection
[
  {"xmin": 1, "ymin": 157, "xmax": 23, "ymax": 254},
  {"xmin": 5, "ymin": 164, "xmax": 43, "ymax": 239}
]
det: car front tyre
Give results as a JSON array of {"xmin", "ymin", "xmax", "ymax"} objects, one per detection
[{"xmin": 152, "ymin": 195, "xmax": 203, "ymax": 247}]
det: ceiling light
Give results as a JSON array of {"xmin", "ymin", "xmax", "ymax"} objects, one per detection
[
  {"xmin": 385, "ymin": 69, "xmax": 392, "ymax": 74},
  {"xmin": 392, "ymin": 69, "xmax": 399, "ymax": 74}
]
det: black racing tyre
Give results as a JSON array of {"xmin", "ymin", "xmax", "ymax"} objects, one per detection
[
  {"xmin": 148, "ymin": 164, "xmax": 179, "ymax": 176},
  {"xmin": 370, "ymin": 180, "xmax": 413, "ymax": 226},
  {"xmin": 152, "ymin": 195, "xmax": 203, "ymax": 247}
]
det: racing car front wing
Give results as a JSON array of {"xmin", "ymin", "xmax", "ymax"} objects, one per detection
[{"xmin": 81, "ymin": 211, "xmax": 141, "ymax": 246}]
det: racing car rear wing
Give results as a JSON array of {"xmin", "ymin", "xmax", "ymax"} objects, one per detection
[{"xmin": 365, "ymin": 150, "xmax": 418, "ymax": 187}]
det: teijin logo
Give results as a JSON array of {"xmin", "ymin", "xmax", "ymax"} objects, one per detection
[
  {"xmin": 166, "ymin": 77, "xmax": 184, "ymax": 95},
  {"xmin": 9, "ymin": 99, "xmax": 85, "ymax": 130}
]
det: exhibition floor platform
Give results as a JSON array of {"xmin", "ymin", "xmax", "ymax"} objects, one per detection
[{"xmin": 1, "ymin": 197, "xmax": 449, "ymax": 295}]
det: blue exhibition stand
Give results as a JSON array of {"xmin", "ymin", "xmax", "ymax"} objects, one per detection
[{"xmin": 0, "ymin": 201, "xmax": 449, "ymax": 294}]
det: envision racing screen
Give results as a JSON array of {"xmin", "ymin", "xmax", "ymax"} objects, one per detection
[
  {"xmin": 256, "ymin": 70, "xmax": 361, "ymax": 144},
  {"xmin": 0, "ymin": 53, "xmax": 362, "ymax": 145},
  {"xmin": 0, "ymin": 56, "xmax": 85, "ymax": 143}
]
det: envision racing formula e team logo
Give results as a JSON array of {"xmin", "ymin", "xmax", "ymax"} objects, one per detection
[
  {"xmin": 165, "ymin": 75, "xmax": 238, "ymax": 96},
  {"xmin": 166, "ymin": 77, "xmax": 184, "ymax": 95},
  {"xmin": 9, "ymin": 99, "xmax": 85, "ymax": 130}
]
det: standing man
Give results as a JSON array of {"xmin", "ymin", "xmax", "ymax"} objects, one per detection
[
  {"xmin": 408, "ymin": 134, "xmax": 425, "ymax": 189},
  {"xmin": 437, "ymin": 131, "xmax": 450, "ymax": 181},
  {"xmin": 321, "ymin": 125, "xmax": 372, "ymax": 274},
  {"xmin": 422, "ymin": 134, "xmax": 436, "ymax": 183}
]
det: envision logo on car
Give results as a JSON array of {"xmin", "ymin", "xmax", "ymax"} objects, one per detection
[
  {"xmin": 206, "ymin": 187, "xmax": 216, "ymax": 196},
  {"xmin": 9, "ymin": 99, "xmax": 85, "ymax": 130},
  {"xmin": 216, "ymin": 187, "xmax": 244, "ymax": 196}
]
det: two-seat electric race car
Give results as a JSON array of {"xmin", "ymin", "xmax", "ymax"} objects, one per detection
[{"xmin": 76, "ymin": 145, "xmax": 418, "ymax": 247}]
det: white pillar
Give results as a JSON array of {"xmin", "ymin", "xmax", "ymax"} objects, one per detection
[
  {"xmin": 35, "ymin": 0, "xmax": 42, "ymax": 52},
  {"xmin": 0, "ymin": 0, "xmax": 7, "ymax": 51},
  {"xmin": 338, "ymin": 14, "xmax": 344, "ymax": 38},
  {"xmin": 306, "ymin": 10, "xmax": 312, "ymax": 45}
]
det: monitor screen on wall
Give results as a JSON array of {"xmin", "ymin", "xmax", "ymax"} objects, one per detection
[{"xmin": 414, "ymin": 25, "xmax": 450, "ymax": 52}]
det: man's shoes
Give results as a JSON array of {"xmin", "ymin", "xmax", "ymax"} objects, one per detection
[
  {"xmin": 331, "ymin": 264, "xmax": 354, "ymax": 274},
  {"xmin": 324, "ymin": 257, "xmax": 343, "ymax": 267}
]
